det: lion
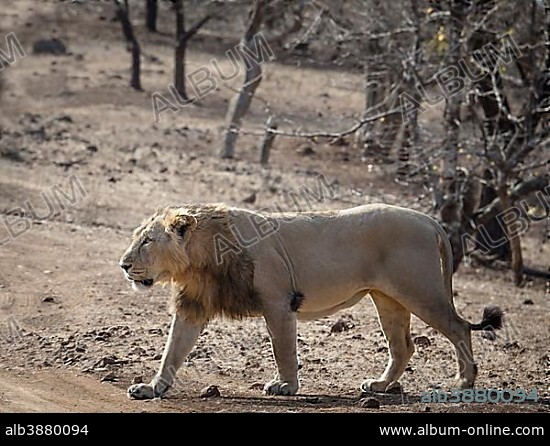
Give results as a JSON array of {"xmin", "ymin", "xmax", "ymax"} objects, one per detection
[{"xmin": 119, "ymin": 203, "xmax": 503, "ymax": 399}]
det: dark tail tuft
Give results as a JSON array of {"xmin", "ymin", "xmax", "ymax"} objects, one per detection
[{"xmin": 471, "ymin": 305, "xmax": 504, "ymax": 331}]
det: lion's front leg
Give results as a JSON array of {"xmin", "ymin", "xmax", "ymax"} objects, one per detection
[
  {"xmin": 263, "ymin": 308, "xmax": 299, "ymax": 396},
  {"xmin": 128, "ymin": 315, "xmax": 202, "ymax": 400}
]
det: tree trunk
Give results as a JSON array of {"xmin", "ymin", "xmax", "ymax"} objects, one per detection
[
  {"xmin": 397, "ymin": 0, "xmax": 421, "ymax": 182},
  {"xmin": 174, "ymin": 0, "xmax": 186, "ymax": 99},
  {"xmin": 146, "ymin": 0, "xmax": 158, "ymax": 32},
  {"xmin": 359, "ymin": 61, "xmax": 386, "ymax": 159},
  {"xmin": 439, "ymin": 0, "xmax": 466, "ymax": 267},
  {"xmin": 130, "ymin": 38, "xmax": 141, "ymax": 90},
  {"xmin": 113, "ymin": 0, "xmax": 142, "ymax": 91},
  {"xmin": 173, "ymin": 0, "xmax": 210, "ymax": 100},
  {"xmin": 259, "ymin": 115, "xmax": 277, "ymax": 165},
  {"xmin": 497, "ymin": 185, "xmax": 524, "ymax": 285},
  {"xmin": 220, "ymin": 0, "xmax": 265, "ymax": 159}
]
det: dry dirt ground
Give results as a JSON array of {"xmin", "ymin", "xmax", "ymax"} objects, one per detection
[{"xmin": 0, "ymin": 1, "xmax": 548, "ymax": 413}]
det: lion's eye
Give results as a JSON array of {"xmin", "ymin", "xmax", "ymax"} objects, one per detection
[{"xmin": 141, "ymin": 238, "xmax": 152, "ymax": 247}]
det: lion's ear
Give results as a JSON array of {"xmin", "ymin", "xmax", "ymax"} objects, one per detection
[{"xmin": 168, "ymin": 213, "xmax": 198, "ymax": 238}]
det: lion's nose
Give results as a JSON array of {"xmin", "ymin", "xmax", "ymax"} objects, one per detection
[{"xmin": 119, "ymin": 262, "xmax": 132, "ymax": 272}]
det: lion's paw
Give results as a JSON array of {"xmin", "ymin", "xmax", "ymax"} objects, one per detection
[
  {"xmin": 264, "ymin": 379, "xmax": 299, "ymax": 396},
  {"xmin": 361, "ymin": 379, "xmax": 402, "ymax": 394},
  {"xmin": 127, "ymin": 383, "xmax": 156, "ymax": 400}
]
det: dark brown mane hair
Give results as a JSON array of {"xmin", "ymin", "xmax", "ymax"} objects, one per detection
[{"xmin": 167, "ymin": 204, "xmax": 261, "ymax": 323}]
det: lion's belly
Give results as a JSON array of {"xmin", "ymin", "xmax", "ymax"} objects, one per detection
[
  {"xmin": 286, "ymin": 239, "xmax": 376, "ymax": 313},
  {"xmin": 297, "ymin": 279, "xmax": 369, "ymax": 313},
  {"xmin": 297, "ymin": 289, "xmax": 368, "ymax": 319}
]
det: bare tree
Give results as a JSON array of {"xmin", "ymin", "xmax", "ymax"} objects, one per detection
[
  {"xmin": 220, "ymin": 0, "xmax": 266, "ymax": 159},
  {"xmin": 113, "ymin": 0, "xmax": 142, "ymax": 90},
  {"xmin": 146, "ymin": 0, "xmax": 158, "ymax": 32},
  {"xmin": 174, "ymin": 0, "xmax": 211, "ymax": 100},
  {"xmin": 289, "ymin": 1, "xmax": 547, "ymax": 283},
  {"xmin": 396, "ymin": 0, "xmax": 423, "ymax": 182},
  {"xmin": 463, "ymin": 0, "xmax": 549, "ymax": 284},
  {"xmin": 438, "ymin": 0, "xmax": 467, "ymax": 270}
]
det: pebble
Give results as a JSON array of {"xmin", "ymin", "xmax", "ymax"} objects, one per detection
[
  {"xmin": 200, "ymin": 385, "xmax": 221, "ymax": 398},
  {"xmin": 413, "ymin": 335, "xmax": 431, "ymax": 347},
  {"xmin": 330, "ymin": 319, "xmax": 354, "ymax": 333},
  {"xmin": 100, "ymin": 372, "xmax": 117, "ymax": 382},
  {"xmin": 359, "ymin": 397, "xmax": 380, "ymax": 409}
]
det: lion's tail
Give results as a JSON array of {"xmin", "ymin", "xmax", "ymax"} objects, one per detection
[
  {"xmin": 434, "ymin": 222, "xmax": 505, "ymax": 332},
  {"xmin": 470, "ymin": 305, "xmax": 504, "ymax": 331}
]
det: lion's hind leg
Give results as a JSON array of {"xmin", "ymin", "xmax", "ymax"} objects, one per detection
[
  {"xmin": 361, "ymin": 291, "xmax": 414, "ymax": 393},
  {"xmin": 398, "ymin": 292, "xmax": 477, "ymax": 389}
]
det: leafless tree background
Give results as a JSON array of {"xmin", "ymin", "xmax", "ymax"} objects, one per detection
[
  {"xmin": 107, "ymin": 0, "xmax": 548, "ymax": 283},
  {"xmin": 111, "ymin": 0, "xmax": 550, "ymax": 285}
]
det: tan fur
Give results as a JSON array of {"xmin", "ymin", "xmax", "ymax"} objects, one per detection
[{"xmin": 121, "ymin": 203, "xmax": 502, "ymax": 399}]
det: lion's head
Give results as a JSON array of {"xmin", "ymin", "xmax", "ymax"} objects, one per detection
[
  {"xmin": 119, "ymin": 204, "xmax": 260, "ymax": 322},
  {"xmin": 119, "ymin": 207, "xmax": 198, "ymax": 292}
]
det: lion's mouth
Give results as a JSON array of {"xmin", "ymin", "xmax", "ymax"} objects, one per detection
[
  {"xmin": 125, "ymin": 273, "xmax": 154, "ymax": 289},
  {"xmin": 136, "ymin": 278, "xmax": 154, "ymax": 287},
  {"xmin": 129, "ymin": 277, "xmax": 155, "ymax": 292}
]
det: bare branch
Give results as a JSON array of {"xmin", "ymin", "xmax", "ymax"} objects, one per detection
[{"xmin": 232, "ymin": 107, "xmax": 402, "ymax": 140}]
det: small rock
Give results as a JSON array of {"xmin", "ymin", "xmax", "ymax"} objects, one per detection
[
  {"xmin": 132, "ymin": 376, "xmax": 143, "ymax": 385},
  {"xmin": 86, "ymin": 145, "xmax": 98, "ymax": 153},
  {"xmin": 297, "ymin": 146, "xmax": 315, "ymax": 156},
  {"xmin": 130, "ymin": 346, "xmax": 146, "ymax": 356},
  {"xmin": 330, "ymin": 319, "xmax": 354, "ymax": 333},
  {"xmin": 55, "ymin": 114, "xmax": 73, "ymax": 123},
  {"xmin": 423, "ymin": 406, "xmax": 431, "ymax": 412},
  {"xmin": 523, "ymin": 299, "xmax": 534, "ymax": 305},
  {"xmin": 42, "ymin": 296, "xmax": 56, "ymax": 303},
  {"xmin": 359, "ymin": 397, "xmax": 380, "ymax": 409},
  {"xmin": 33, "ymin": 38, "xmax": 67, "ymax": 55},
  {"xmin": 242, "ymin": 192, "xmax": 257, "ymax": 204},
  {"xmin": 100, "ymin": 372, "xmax": 117, "ymax": 382},
  {"xmin": 413, "ymin": 335, "xmax": 431, "ymax": 347},
  {"xmin": 94, "ymin": 356, "xmax": 117, "ymax": 367},
  {"xmin": 331, "ymin": 137, "xmax": 347, "ymax": 146},
  {"xmin": 200, "ymin": 385, "xmax": 221, "ymax": 398}
]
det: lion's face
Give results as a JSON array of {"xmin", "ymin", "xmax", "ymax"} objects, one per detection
[{"xmin": 119, "ymin": 209, "xmax": 197, "ymax": 292}]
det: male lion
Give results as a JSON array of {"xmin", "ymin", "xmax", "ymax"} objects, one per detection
[{"xmin": 119, "ymin": 203, "xmax": 503, "ymax": 399}]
